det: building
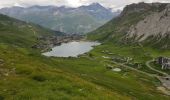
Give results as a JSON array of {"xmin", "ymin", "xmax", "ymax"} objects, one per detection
[
  {"xmin": 157, "ymin": 57, "xmax": 170, "ymax": 69},
  {"xmin": 162, "ymin": 63, "xmax": 170, "ymax": 69}
]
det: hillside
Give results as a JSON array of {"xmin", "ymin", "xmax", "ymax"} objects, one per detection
[
  {"xmin": 88, "ymin": 2, "xmax": 170, "ymax": 50},
  {"xmin": 1, "ymin": 12, "xmax": 170, "ymax": 99},
  {"xmin": 0, "ymin": 14, "xmax": 125, "ymax": 99},
  {"xmin": 0, "ymin": 3, "xmax": 120, "ymax": 34},
  {"xmin": 0, "ymin": 14, "xmax": 60, "ymax": 47}
]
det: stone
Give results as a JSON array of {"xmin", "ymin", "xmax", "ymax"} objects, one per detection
[
  {"xmin": 112, "ymin": 68, "xmax": 122, "ymax": 72},
  {"xmin": 0, "ymin": 59, "xmax": 4, "ymax": 66},
  {"xmin": 0, "ymin": 59, "xmax": 4, "ymax": 63}
]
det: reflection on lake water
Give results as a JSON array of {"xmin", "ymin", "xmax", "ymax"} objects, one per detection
[{"xmin": 42, "ymin": 41, "xmax": 100, "ymax": 57}]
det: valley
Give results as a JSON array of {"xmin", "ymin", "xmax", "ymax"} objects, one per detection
[
  {"xmin": 0, "ymin": 2, "xmax": 170, "ymax": 100},
  {"xmin": 1, "ymin": 35, "xmax": 170, "ymax": 99}
]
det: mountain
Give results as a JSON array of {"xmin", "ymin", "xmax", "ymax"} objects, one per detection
[
  {"xmin": 0, "ymin": 14, "xmax": 61, "ymax": 47},
  {"xmin": 88, "ymin": 2, "xmax": 170, "ymax": 50},
  {"xmin": 0, "ymin": 8, "xmax": 169, "ymax": 100},
  {"xmin": 0, "ymin": 3, "xmax": 120, "ymax": 34}
]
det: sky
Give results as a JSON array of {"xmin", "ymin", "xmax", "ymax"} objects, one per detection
[{"xmin": 0, "ymin": 0, "xmax": 170, "ymax": 10}]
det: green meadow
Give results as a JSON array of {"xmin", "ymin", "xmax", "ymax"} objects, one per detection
[
  {"xmin": 0, "ymin": 40, "xmax": 170, "ymax": 99},
  {"xmin": 0, "ymin": 13, "xmax": 170, "ymax": 99}
]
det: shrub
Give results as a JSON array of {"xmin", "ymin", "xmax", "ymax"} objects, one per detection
[
  {"xmin": 32, "ymin": 74, "xmax": 46, "ymax": 82},
  {"xmin": 0, "ymin": 96, "xmax": 4, "ymax": 100}
]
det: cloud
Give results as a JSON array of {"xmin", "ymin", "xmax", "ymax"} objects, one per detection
[{"xmin": 0, "ymin": 0, "xmax": 170, "ymax": 9}]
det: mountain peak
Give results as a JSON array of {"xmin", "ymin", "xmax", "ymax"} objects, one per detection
[
  {"xmin": 120, "ymin": 2, "xmax": 168, "ymax": 16},
  {"xmin": 88, "ymin": 3, "xmax": 105, "ymax": 9},
  {"xmin": 90, "ymin": 3, "xmax": 102, "ymax": 6},
  {"xmin": 79, "ymin": 3, "xmax": 105, "ymax": 9}
]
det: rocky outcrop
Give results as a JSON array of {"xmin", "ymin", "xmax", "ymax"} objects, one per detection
[
  {"xmin": 121, "ymin": 2, "xmax": 167, "ymax": 17},
  {"xmin": 128, "ymin": 4, "xmax": 170, "ymax": 41},
  {"xmin": 120, "ymin": 2, "xmax": 152, "ymax": 16},
  {"xmin": 0, "ymin": 59, "xmax": 4, "ymax": 66}
]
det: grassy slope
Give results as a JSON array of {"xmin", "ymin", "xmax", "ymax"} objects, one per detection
[
  {"xmin": 0, "ymin": 14, "xmax": 129, "ymax": 99},
  {"xmin": 0, "ymin": 14, "xmax": 57, "ymax": 47},
  {"xmin": 86, "ymin": 3, "xmax": 170, "ymax": 99},
  {"xmin": 0, "ymin": 45, "xmax": 129, "ymax": 100},
  {"xmin": 0, "ymin": 14, "xmax": 170, "ymax": 99}
]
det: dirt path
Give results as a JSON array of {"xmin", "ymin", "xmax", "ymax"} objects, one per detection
[{"xmin": 112, "ymin": 61, "xmax": 156, "ymax": 77}]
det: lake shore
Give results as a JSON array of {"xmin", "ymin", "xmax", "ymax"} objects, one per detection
[{"xmin": 32, "ymin": 34, "xmax": 85, "ymax": 52}]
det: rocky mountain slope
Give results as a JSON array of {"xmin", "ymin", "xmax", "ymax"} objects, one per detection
[
  {"xmin": 88, "ymin": 2, "xmax": 170, "ymax": 50},
  {"xmin": 0, "ymin": 3, "xmax": 120, "ymax": 34},
  {"xmin": 127, "ymin": 3, "xmax": 170, "ymax": 41}
]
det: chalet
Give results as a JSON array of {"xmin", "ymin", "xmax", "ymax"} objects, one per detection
[{"xmin": 157, "ymin": 57, "xmax": 170, "ymax": 69}]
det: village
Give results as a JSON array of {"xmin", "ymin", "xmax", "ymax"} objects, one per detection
[
  {"xmin": 99, "ymin": 49, "xmax": 170, "ymax": 94},
  {"xmin": 157, "ymin": 57, "xmax": 170, "ymax": 69},
  {"xmin": 32, "ymin": 34, "xmax": 84, "ymax": 52}
]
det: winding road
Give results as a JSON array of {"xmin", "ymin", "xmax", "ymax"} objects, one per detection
[
  {"xmin": 110, "ymin": 59, "xmax": 170, "ymax": 95},
  {"xmin": 112, "ymin": 61, "xmax": 156, "ymax": 77},
  {"xmin": 146, "ymin": 60, "xmax": 169, "ymax": 76}
]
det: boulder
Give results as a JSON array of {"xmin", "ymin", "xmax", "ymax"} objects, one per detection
[{"xmin": 0, "ymin": 59, "xmax": 4, "ymax": 64}]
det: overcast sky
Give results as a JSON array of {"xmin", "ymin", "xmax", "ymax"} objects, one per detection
[{"xmin": 0, "ymin": 0, "xmax": 170, "ymax": 10}]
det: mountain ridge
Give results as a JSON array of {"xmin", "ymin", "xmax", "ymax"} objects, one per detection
[
  {"xmin": 0, "ymin": 3, "xmax": 120, "ymax": 34},
  {"xmin": 88, "ymin": 2, "xmax": 170, "ymax": 50}
]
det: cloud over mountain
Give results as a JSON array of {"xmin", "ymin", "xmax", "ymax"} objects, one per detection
[{"xmin": 0, "ymin": 0, "xmax": 170, "ymax": 10}]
